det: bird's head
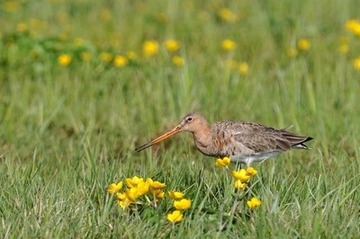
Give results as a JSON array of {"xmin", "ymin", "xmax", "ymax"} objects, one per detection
[
  {"xmin": 135, "ymin": 112, "xmax": 207, "ymax": 152},
  {"xmin": 178, "ymin": 112, "xmax": 207, "ymax": 133}
]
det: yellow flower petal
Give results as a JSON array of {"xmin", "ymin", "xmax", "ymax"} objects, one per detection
[
  {"xmin": 246, "ymin": 167, "xmax": 257, "ymax": 176},
  {"xmin": 156, "ymin": 190, "xmax": 165, "ymax": 199},
  {"xmin": 173, "ymin": 198, "xmax": 191, "ymax": 210},
  {"xmin": 99, "ymin": 52, "xmax": 113, "ymax": 62},
  {"xmin": 247, "ymin": 197, "xmax": 261, "ymax": 208},
  {"xmin": 58, "ymin": 54, "xmax": 72, "ymax": 66},
  {"xmin": 353, "ymin": 57, "xmax": 360, "ymax": 70},
  {"xmin": 218, "ymin": 8, "xmax": 238, "ymax": 23},
  {"xmin": 118, "ymin": 198, "xmax": 132, "ymax": 209},
  {"xmin": 239, "ymin": 62, "xmax": 249, "ymax": 75},
  {"xmin": 215, "ymin": 157, "xmax": 231, "ymax": 167},
  {"xmin": 234, "ymin": 180, "xmax": 247, "ymax": 190},
  {"xmin": 149, "ymin": 180, "xmax": 166, "ymax": 189},
  {"xmin": 287, "ymin": 48, "xmax": 298, "ymax": 57},
  {"xmin": 297, "ymin": 38, "xmax": 311, "ymax": 51},
  {"xmin": 221, "ymin": 39, "xmax": 236, "ymax": 51},
  {"xmin": 143, "ymin": 40, "xmax": 159, "ymax": 57},
  {"xmin": 136, "ymin": 181, "xmax": 150, "ymax": 196},
  {"xmin": 125, "ymin": 176, "xmax": 144, "ymax": 188},
  {"xmin": 164, "ymin": 39, "xmax": 180, "ymax": 52},
  {"xmin": 124, "ymin": 188, "xmax": 138, "ymax": 202},
  {"xmin": 113, "ymin": 55, "xmax": 128, "ymax": 67},
  {"xmin": 168, "ymin": 191, "xmax": 184, "ymax": 200},
  {"xmin": 167, "ymin": 210, "xmax": 183, "ymax": 223},
  {"xmin": 232, "ymin": 169, "xmax": 250, "ymax": 183},
  {"xmin": 107, "ymin": 181, "xmax": 123, "ymax": 194},
  {"xmin": 172, "ymin": 56, "xmax": 185, "ymax": 67},
  {"xmin": 345, "ymin": 19, "xmax": 360, "ymax": 36},
  {"xmin": 116, "ymin": 192, "xmax": 126, "ymax": 201}
]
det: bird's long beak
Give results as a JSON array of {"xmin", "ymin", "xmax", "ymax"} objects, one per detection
[{"xmin": 135, "ymin": 125, "xmax": 182, "ymax": 152}]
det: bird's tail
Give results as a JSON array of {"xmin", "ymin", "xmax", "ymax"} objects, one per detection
[{"xmin": 283, "ymin": 133, "xmax": 313, "ymax": 150}]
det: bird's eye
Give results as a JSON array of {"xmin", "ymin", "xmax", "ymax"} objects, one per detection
[{"xmin": 186, "ymin": 117, "xmax": 193, "ymax": 122}]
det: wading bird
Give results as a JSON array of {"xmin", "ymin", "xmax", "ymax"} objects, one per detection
[{"xmin": 135, "ymin": 112, "xmax": 313, "ymax": 166}]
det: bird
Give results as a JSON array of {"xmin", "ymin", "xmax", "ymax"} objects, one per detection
[{"xmin": 135, "ymin": 112, "xmax": 313, "ymax": 166}]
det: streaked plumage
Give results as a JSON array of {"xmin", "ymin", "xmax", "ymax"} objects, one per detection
[{"xmin": 135, "ymin": 112, "xmax": 313, "ymax": 166}]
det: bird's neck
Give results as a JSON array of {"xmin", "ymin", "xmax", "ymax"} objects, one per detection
[{"xmin": 192, "ymin": 124, "xmax": 215, "ymax": 156}]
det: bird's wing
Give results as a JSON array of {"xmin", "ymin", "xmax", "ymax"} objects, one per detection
[{"xmin": 228, "ymin": 122, "xmax": 291, "ymax": 153}]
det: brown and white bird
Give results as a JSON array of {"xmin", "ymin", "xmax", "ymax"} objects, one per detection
[{"xmin": 135, "ymin": 112, "xmax": 313, "ymax": 166}]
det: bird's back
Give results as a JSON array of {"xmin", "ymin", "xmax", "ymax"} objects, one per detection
[{"xmin": 209, "ymin": 120, "xmax": 312, "ymax": 164}]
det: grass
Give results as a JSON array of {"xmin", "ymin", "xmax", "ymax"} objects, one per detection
[{"xmin": 1, "ymin": 0, "xmax": 360, "ymax": 238}]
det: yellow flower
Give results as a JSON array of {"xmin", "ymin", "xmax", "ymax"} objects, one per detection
[
  {"xmin": 58, "ymin": 54, "xmax": 72, "ymax": 66},
  {"xmin": 143, "ymin": 40, "xmax": 159, "ymax": 57},
  {"xmin": 232, "ymin": 169, "xmax": 250, "ymax": 183},
  {"xmin": 136, "ymin": 181, "xmax": 150, "ymax": 196},
  {"xmin": 107, "ymin": 181, "xmax": 123, "ymax": 194},
  {"xmin": 167, "ymin": 210, "xmax": 183, "ymax": 223},
  {"xmin": 247, "ymin": 197, "xmax": 261, "ymax": 208},
  {"xmin": 80, "ymin": 51, "xmax": 92, "ymax": 61},
  {"xmin": 338, "ymin": 44, "xmax": 349, "ymax": 54},
  {"xmin": 246, "ymin": 167, "xmax": 257, "ymax": 176},
  {"xmin": 147, "ymin": 178, "xmax": 166, "ymax": 189},
  {"xmin": 118, "ymin": 198, "xmax": 132, "ymax": 209},
  {"xmin": 156, "ymin": 190, "xmax": 165, "ymax": 199},
  {"xmin": 239, "ymin": 62, "xmax": 249, "ymax": 75},
  {"xmin": 234, "ymin": 180, "xmax": 247, "ymax": 190},
  {"xmin": 16, "ymin": 23, "xmax": 27, "ymax": 33},
  {"xmin": 164, "ymin": 39, "xmax": 180, "ymax": 52},
  {"xmin": 287, "ymin": 48, "xmax": 298, "ymax": 57},
  {"xmin": 297, "ymin": 39, "xmax": 311, "ymax": 51},
  {"xmin": 113, "ymin": 55, "xmax": 128, "ymax": 67},
  {"xmin": 172, "ymin": 56, "xmax": 185, "ymax": 66},
  {"xmin": 353, "ymin": 57, "xmax": 360, "ymax": 70},
  {"xmin": 218, "ymin": 8, "xmax": 238, "ymax": 22},
  {"xmin": 126, "ymin": 51, "xmax": 138, "ymax": 60},
  {"xmin": 345, "ymin": 19, "xmax": 360, "ymax": 36},
  {"xmin": 221, "ymin": 39, "xmax": 236, "ymax": 51},
  {"xmin": 3, "ymin": 1, "xmax": 19, "ymax": 12},
  {"xmin": 125, "ymin": 176, "xmax": 144, "ymax": 188},
  {"xmin": 116, "ymin": 192, "xmax": 127, "ymax": 201},
  {"xmin": 215, "ymin": 157, "xmax": 231, "ymax": 167},
  {"xmin": 168, "ymin": 191, "xmax": 184, "ymax": 200},
  {"xmin": 124, "ymin": 188, "xmax": 138, "ymax": 202},
  {"xmin": 173, "ymin": 198, "xmax": 191, "ymax": 210},
  {"xmin": 338, "ymin": 37, "xmax": 349, "ymax": 54},
  {"xmin": 100, "ymin": 52, "xmax": 113, "ymax": 62}
]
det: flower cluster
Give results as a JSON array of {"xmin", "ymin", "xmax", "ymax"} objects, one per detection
[
  {"xmin": 107, "ymin": 176, "xmax": 166, "ymax": 209},
  {"xmin": 108, "ymin": 177, "xmax": 192, "ymax": 223},
  {"xmin": 167, "ymin": 191, "xmax": 191, "ymax": 223},
  {"xmin": 232, "ymin": 167, "xmax": 257, "ymax": 190},
  {"xmin": 343, "ymin": 19, "xmax": 360, "ymax": 70},
  {"xmin": 163, "ymin": 39, "xmax": 185, "ymax": 67},
  {"xmin": 215, "ymin": 157, "xmax": 261, "ymax": 209},
  {"xmin": 287, "ymin": 38, "xmax": 311, "ymax": 58}
]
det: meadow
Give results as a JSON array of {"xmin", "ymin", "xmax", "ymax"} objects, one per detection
[{"xmin": 1, "ymin": 0, "xmax": 360, "ymax": 238}]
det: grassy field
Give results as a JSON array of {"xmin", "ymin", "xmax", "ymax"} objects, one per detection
[{"xmin": 1, "ymin": 0, "xmax": 360, "ymax": 238}]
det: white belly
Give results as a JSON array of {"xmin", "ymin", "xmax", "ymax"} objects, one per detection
[{"xmin": 230, "ymin": 151, "xmax": 281, "ymax": 166}]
